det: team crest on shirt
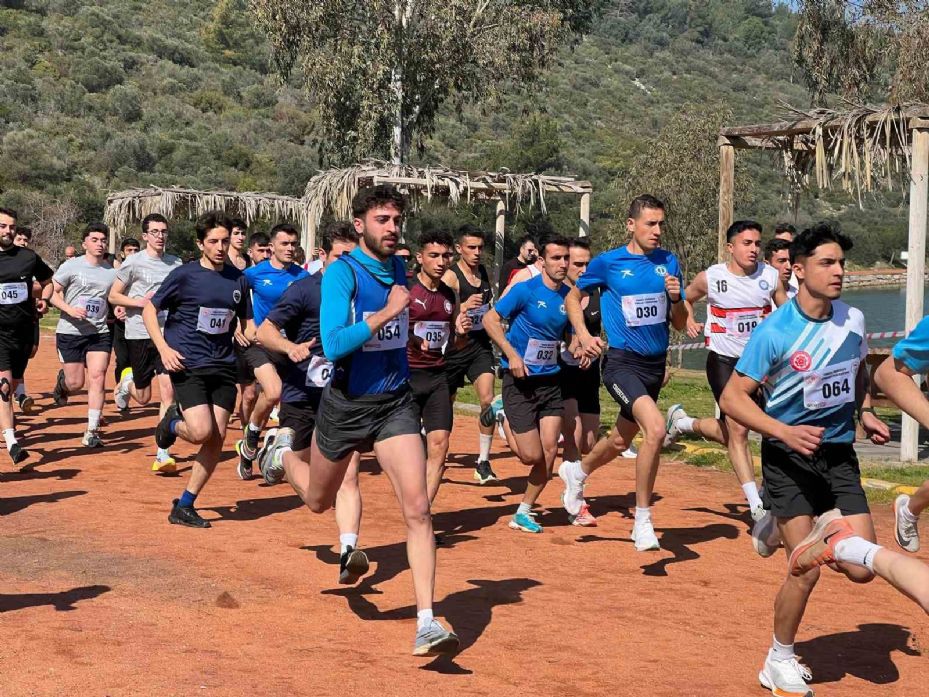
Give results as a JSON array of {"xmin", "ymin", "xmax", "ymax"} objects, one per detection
[
  {"xmin": 444, "ymin": 300, "xmax": 453, "ymax": 313},
  {"xmin": 559, "ymin": 304, "xmax": 566, "ymax": 314},
  {"xmin": 233, "ymin": 289, "xmax": 242, "ymax": 304},
  {"xmin": 654, "ymin": 265, "xmax": 668, "ymax": 277},
  {"xmin": 790, "ymin": 350, "xmax": 812, "ymax": 372},
  {"xmin": 760, "ymin": 279, "xmax": 770, "ymax": 291}
]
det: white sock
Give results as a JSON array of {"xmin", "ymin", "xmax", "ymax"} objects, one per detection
[
  {"xmin": 247, "ymin": 422, "xmax": 261, "ymax": 435},
  {"xmin": 416, "ymin": 608, "xmax": 434, "ymax": 630},
  {"xmin": 834, "ymin": 536, "xmax": 881, "ymax": 571},
  {"xmin": 272, "ymin": 446, "xmax": 292, "ymax": 468},
  {"xmin": 478, "ymin": 433, "xmax": 492, "ymax": 462},
  {"xmin": 901, "ymin": 497, "xmax": 919, "ymax": 522},
  {"xmin": 87, "ymin": 409, "xmax": 101, "ymax": 431},
  {"xmin": 572, "ymin": 460, "xmax": 588, "ymax": 482},
  {"xmin": 156, "ymin": 448, "xmax": 171, "ymax": 461},
  {"xmin": 770, "ymin": 636, "xmax": 795, "ymax": 661},
  {"xmin": 3, "ymin": 428, "xmax": 17, "ymax": 450},
  {"xmin": 517, "ymin": 502, "xmax": 532, "ymax": 517},
  {"xmin": 14, "ymin": 382, "xmax": 25, "ymax": 397},
  {"xmin": 339, "ymin": 533, "xmax": 359, "ymax": 554},
  {"xmin": 742, "ymin": 482, "xmax": 763, "ymax": 510},
  {"xmin": 677, "ymin": 417, "xmax": 695, "ymax": 433},
  {"xmin": 634, "ymin": 507, "xmax": 651, "ymax": 525}
]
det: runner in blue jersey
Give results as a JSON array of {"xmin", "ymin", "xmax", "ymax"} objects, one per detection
[
  {"xmin": 233, "ymin": 224, "xmax": 307, "ymax": 479},
  {"xmin": 259, "ymin": 185, "xmax": 458, "ymax": 658},
  {"xmin": 558, "ymin": 195, "xmax": 687, "ymax": 551},
  {"xmin": 720, "ymin": 223, "xmax": 929, "ymax": 697},
  {"xmin": 484, "ymin": 233, "xmax": 572, "ymax": 534},
  {"xmin": 142, "ymin": 211, "xmax": 250, "ymax": 529}
]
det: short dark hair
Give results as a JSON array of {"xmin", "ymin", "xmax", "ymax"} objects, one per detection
[
  {"xmin": 15, "ymin": 226, "xmax": 32, "ymax": 241},
  {"xmin": 726, "ymin": 220, "xmax": 762, "ymax": 242},
  {"xmin": 141, "ymin": 213, "xmax": 168, "ymax": 234},
  {"xmin": 418, "ymin": 230, "xmax": 454, "ymax": 249},
  {"xmin": 764, "ymin": 237, "xmax": 791, "ymax": 261},
  {"xmin": 195, "ymin": 210, "xmax": 232, "ymax": 242},
  {"xmin": 269, "ymin": 223, "xmax": 299, "ymax": 240},
  {"xmin": 351, "ymin": 184, "xmax": 406, "ymax": 219},
  {"xmin": 790, "ymin": 222, "xmax": 852, "ymax": 264},
  {"xmin": 627, "ymin": 194, "xmax": 665, "ymax": 220},
  {"xmin": 457, "ymin": 223, "xmax": 486, "ymax": 244},
  {"xmin": 83, "ymin": 222, "xmax": 109, "ymax": 239},
  {"xmin": 247, "ymin": 231, "xmax": 270, "ymax": 247},
  {"xmin": 774, "ymin": 222, "xmax": 796, "ymax": 237},
  {"xmin": 229, "ymin": 218, "xmax": 247, "ymax": 232},
  {"xmin": 320, "ymin": 221, "xmax": 358, "ymax": 253},
  {"xmin": 395, "ymin": 243, "xmax": 411, "ymax": 254},
  {"xmin": 120, "ymin": 238, "xmax": 140, "ymax": 252},
  {"xmin": 0, "ymin": 207, "xmax": 18, "ymax": 221},
  {"xmin": 568, "ymin": 237, "xmax": 591, "ymax": 251},
  {"xmin": 516, "ymin": 234, "xmax": 536, "ymax": 249},
  {"xmin": 538, "ymin": 232, "xmax": 570, "ymax": 257}
]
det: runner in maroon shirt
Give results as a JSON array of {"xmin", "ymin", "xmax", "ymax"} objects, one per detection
[{"xmin": 408, "ymin": 230, "xmax": 471, "ymax": 504}]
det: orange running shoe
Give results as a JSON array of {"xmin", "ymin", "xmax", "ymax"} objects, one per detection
[
  {"xmin": 788, "ymin": 509, "xmax": 855, "ymax": 576},
  {"xmin": 571, "ymin": 503, "xmax": 598, "ymax": 527}
]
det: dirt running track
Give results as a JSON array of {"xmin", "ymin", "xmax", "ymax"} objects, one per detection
[{"xmin": 1, "ymin": 340, "xmax": 927, "ymax": 696}]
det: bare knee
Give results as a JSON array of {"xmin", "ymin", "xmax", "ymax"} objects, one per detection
[
  {"xmin": 186, "ymin": 423, "xmax": 214, "ymax": 444},
  {"xmin": 403, "ymin": 494, "xmax": 431, "ymax": 527},
  {"xmin": 640, "ymin": 417, "xmax": 665, "ymax": 447}
]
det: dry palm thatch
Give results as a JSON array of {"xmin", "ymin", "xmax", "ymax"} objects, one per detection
[{"xmin": 104, "ymin": 186, "xmax": 306, "ymax": 235}]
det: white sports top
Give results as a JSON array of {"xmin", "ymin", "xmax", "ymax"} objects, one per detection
[{"xmin": 703, "ymin": 262, "xmax": 779, "ymax": 357}]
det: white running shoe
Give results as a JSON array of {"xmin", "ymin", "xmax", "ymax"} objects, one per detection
[
  {"xmin": 269, "ymin": 405, "xmax": 280, "ymax": 423},
  {"xmin": 621, "ymin": 443, "xmax": 638, "ymax": 459},
  {"xmin": 894, "ymin": 494, "xmax": 920, "ymax": 553},
  {"xmin": 632, "ymin": 520, "xmax": 661, "ymax": 551},
  {"xmin": 663, "ymin": 403, "xmax": 688, "ymax": 447},
  {"xmin": 751, "ymin": 508, "xmax": 781, "ymax": 558},
  {"xmin": 557, "ymin": 460, "xmax": 585, "ymax": 517},
  {"xmin": 759, "ymin": 654, "xmax": 813, "ymax": 697},
  {"xmin": 114, "ymin": 372, "xmax": 132, "ymax": 411}
]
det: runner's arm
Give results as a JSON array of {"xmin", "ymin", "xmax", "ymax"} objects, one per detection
[
  {"xmin": 49, "ymin": 280, "xmax": 82, "ymax": 319},
  {"xmin": 108, "ymin": 277, "xmax": 146, "ymax": 309},
  {"xmin": 683, "ymin": 271, "xmax": 707, "ymax": 338},
  {"xmin": 141, "ymin": 302, "xmax": 169, "ymax": 353},
  {"xmin": 856, "ymin": 361, "xmax": 891, "ymax": 444},
  {"xmin": 482, "ymin": 309, "xmax": 519, "ymax": 365},
  {"xmin": 257, "ymin": 319, "xmax": 303, "ymax": 356},
  {"xmin": 875, "ymin": 357, "xmax": 929, "ymax": 429}
]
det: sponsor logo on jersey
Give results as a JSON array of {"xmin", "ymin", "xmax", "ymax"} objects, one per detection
[
  {"xmin": 444, "ymin": 300, "xmax": 453, "ymax": 313},
  {"xmin": 233, "ymin": 289, "xmax": 242, "ymax": 304},
  {"xmin": 759, "ymin": 279, "xmax": 770, "ymax": 291},
  {"xmin": 790, "ymin": 350, "xmax": 812, "ymax": 372}
]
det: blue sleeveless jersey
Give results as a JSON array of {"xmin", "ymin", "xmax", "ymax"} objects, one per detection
[{"xmin": 331, "ymin": 254, "xmax": 410, "ymax": 396}]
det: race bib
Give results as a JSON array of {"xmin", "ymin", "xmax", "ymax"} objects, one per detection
[
  {"xmin": 414, "ymin": 320, "xmax": 450, "ymax": 350},
  {"xmin": 0, "ymin": 282, "xmax": 27, "ymax": 305},
  {"xmin": 622, "ymin": 293, "xmax": 666, "ymax": 327},
  {"xmin": 726, "ymin": 309, "xmax": 763, "ymax": 337},
  {"xmin": 76, "ymin": 295, "xmax": 107, "ymax": 320},
  {"xmin": 524, "ymin": 338, "xmax": 559, "ymax": 368},
  {"xmin": 197, "ymin": 307, "xmax": 234, "ymax": 335},
  {"xmin": 803, "ymin": 358, "xmax": 857, "ymax": 410},
  {"xmin": 466, "ymin": 303, "xmax": 489, "ymax": 331},
  {"xmin": 560, "ymin": 340, "xmax": 580, "ymax": 367},
  {"xmin": 305, "ymin": 355, "xmax": 334, "ymax": 388},
  {"xmin": 363, "ymin": 310, "xmax": 408, "ymax": 352}
]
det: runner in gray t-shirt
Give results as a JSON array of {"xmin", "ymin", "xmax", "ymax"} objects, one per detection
[
  {"xmin": 109, "ymin": 214, "xmax": 183, "ymax": 472},
  {"xmin": 49, "ymin": 223, "xmax": 117, "ymax": 448}
]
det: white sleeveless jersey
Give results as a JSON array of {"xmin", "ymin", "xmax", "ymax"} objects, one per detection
[{"xmin": 704, "ymin": 262, "xmax": 779, "ymax": 357}]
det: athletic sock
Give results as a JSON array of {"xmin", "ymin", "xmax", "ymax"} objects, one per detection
[
  {"xmin": 416, "ymin": 608, "xmax": 434, "ymax": 630},
  {"xmin": 834, "ymin": 536, "xmax": 882, "ymax": 571},
  {"xmin": 742, "ymin": 482, "xmax": 764, "ymax": 510},
  {"xmin": 14, "ymin": 382, "xmax": 25, "ymax": 398},
  {"xmin": 178, "ymin": 490, "xmax": 197, "ymax": 508},
  {"xmin": 677, "ymin": 417, "xmax": 696, "ymax": 433},
  {"xmin": 87, "ymin": 409, "xmax": 101, "ymax": 432},
  {"xmin": 572, "ymin": 460, "xmax": 588, "ymax": 482},
  {"xmin": 634, "ymin": 507, "xmax": 651, "ymax": 526},
  {"xmin": 3, "ymin": 428, "xmax": 17, "ymax": 450},
  {"xmin": 339, "ymin": 533, "xmax": 359, "ymax": 555},
  {"xmin": 168, "ymin": 419, "xmax": 182, "ymax": 435},
  {"xmin": 246, "ymin": 422, "xmax": 261, "ymax": 435},
  {"xmin": 516, "ymin": 502, "xmax": 533, "ymax": 517},
  {"xmin": 770, "ymin": 636, "xmax": 795, "ymax": 661},
  {"xmin": 156, "ymin": 448, "xmax": 171, "ymax": 462},
  {"xmin": 901, "ymin": 499, "xmax": 920, "ymax": 522},
  {"xmin": 478, "ymin": 433, "xmax": 492, "ymax": 462},
  {"xmin": 272, "ymin": 446, "xmax": 292, "ymax": 468}
]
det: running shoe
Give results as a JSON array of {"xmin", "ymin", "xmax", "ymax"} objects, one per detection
[
  {"xmin": 632, "ymin": 520, "xmax": 661, "ymax": 551},
  {"xmin": 571, "ymin": 503, "xmax": 598, "ymax": 527},
  {"xmin": 663, "ymin": 403, "xmax": 687, "ymax": 447},
  {"xmin": 474, "ymin": 459, "xmax": 498, "ymax": 484},
  {"xmin": 788, "ymin": 508, "xmax": 854, "ymax": 576},
  {"xmin": 621, "ymin": 443, "xmax": 638, "ymax": 459},
  {"xmin": 259, "ymin": 427, "xmax": 294, "ymax": 485},
  {"xmin": 151, "ymin": 454, "xmax": 177, "ymax": 474},
  {"xmin": 479, "ymin": 404, "xmax": 496, "ymax": 429},
  {"xmin": 155, "ymin": 403, "xmax": 181, "ymax": 450},
  {"xmin": 16, "ymin": 393, "xmax": 35, "ymax": 415},
  {"xmin": 81, "ymin": 429, "xmax": 103, "ymax": 448},
  {"xmin": 558, "ymin": 460, "xmax": 585, "ymax": 517},
  {"xmin": 751, "ymin": 507, "xmax": 781, "ymax": 558},
  {"xmin": 243, "ymin": 425, "xmax": 261, "ymax": 459},
  {"xmin": 759, "ymin": 654, "xmax": 813, "ymax": 697},
  {"xmin": 497, "ymin": 414, "xmax": 507, "ymax": 442},
  {"xmin": 235, "ymin": 453, "xmax": 253, "ymax": 481},
  {"xmin": 894, "ymin": 494, "xmax": 920, "ymax": 553},
  {"xmin": 413, "ymin": 619, "xmax": 459, "ymax": 657},
  {"xmin": 168, "ymin": 499, "xmax": 211, "ymax": 528},
  {"xmin": 9, "ymin": 442, "xmax": 28, "ymax": 465},
  {"xmin": 508, "ymin": 511, "xmax": 543, "ymax": 533},
  {"xmin": 339, "ymin": 546, "xmax": 370, "ymax": 584},
  {"xmin": 114, "ymin": 368, "xmax": 132, "ymax": 411},
  {"xmin": 52, "ymin": 369, "xmax": 68, "ymax": 406}
]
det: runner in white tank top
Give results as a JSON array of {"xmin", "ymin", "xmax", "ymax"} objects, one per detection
[{"xmin": 703, "ymin": 261, "xmax": 779, "ymax": 358}]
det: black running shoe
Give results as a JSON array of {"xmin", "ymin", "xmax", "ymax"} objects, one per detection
[
  {"xmin": 52, "ymin": 369, "xmax": 68, "ymax": 406},
  {"xmin": 339, "ymin": 546, "xmax": 369, "ymax": 584},
  {"xmin": 9, "ymin": 442, "xmax": 28, "ymax": 465},
  {"xmin": 479, "ymin": 404, "xmax": 497, "ymax": 428},
  {"xmin": 241, "ymin": 425, "xmax": 260, "ymax": 460},
  {"xmin": 474, "ymin": 460, "xmax": 498, "ymax": 484},
  {"xmin": 168, "ymin": 499, "xmax": 211, "ymax": 528},
  {"xmin": 155, "ymin": 403, "xmax": 181, "ymax": 450}
]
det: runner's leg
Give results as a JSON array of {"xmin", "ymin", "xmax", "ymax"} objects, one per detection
[
  {"xmin": 561, "ymin": 397, "xmax": 580, "ymax": 462},
  {"xmin": 425, "ymin": 429, "xmax": 451, "ymax": 503}
]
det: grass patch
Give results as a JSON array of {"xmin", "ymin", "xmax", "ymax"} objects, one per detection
[{"xmin": 861, "ymin": 465, "xmax": 929, "ymax": 487}]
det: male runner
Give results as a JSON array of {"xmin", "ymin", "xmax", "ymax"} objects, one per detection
[
  {"xmin": 62, "ymin": 245, "xmax": 77, "ymax": 263},
  {"xmin": 12, "ymin": 225, "xmax": 43, "ymax": 415},
  {"xmin": 234, "ymin": 230, "xmax": 272, "ymax": 427},
  {"xmin": 111, "ymin": 237, "xmax": 139, "ymax": 394},
  {"xmin": 146, "ymin": 211, "xmax": 249, "ymax": 528},
  {"xmin": 227, "ymin": 219, "xmax": 250, "ymax": 271},
  {"xmin": 395, "ymin": 243, "xmax": 414, "ymax": 282},
  {"xmin": 764, "ymin": 237, "xmax": 792, "ymax": 302},
  {"xmin": 498, "ymin": 235, "xmax": 538, "ymax": 297},
  {"xmin": 235, "ymin": 223, "xmax": 307, "ymax": 479},
  {"xmin": 483, "ymin": 233, "xmax": 571, "ymax": 533},
  {"xmin": 719, "ymin": 222, "xmax": 929, "ymax": 697},
  {"xmin": 663, "ymin": 220, "xmax": 784, "ymax": 553},
  {"xmin": 0, "ymin": 207, "xmax": 53, "ymax": 463},
  {"xmin": 256, "ymin": 226, "xmax": 370, "ymax": 583},
  {"xmin": 50, "ymin": 222, "xmax": 117, "ymax": 447},
  {"xmin": 442, "ymin": 224, "xmax": 499, "ymax": 485},
  {"xmin": 558, "ymin": 194, "xmax": 686, "ymax": 550},
  {"xmin": 115, "ymin": 237, "xmax": 139, "ymax": 268},
  {"xmin": 109, "ymin": 214, "xmax": 183, "ymax": 471},
  {"xmin": 774, "ymin": 223, "xmax": 800, "ymax": 298},
  {"xmin": 259, "ymin": 185, "xmax": 458, "ymax": 657}
]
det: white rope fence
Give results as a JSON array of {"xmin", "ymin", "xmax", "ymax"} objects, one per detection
[{"xmin": 668, "ymin": 330, "xmax": 906, "ymax": 352}]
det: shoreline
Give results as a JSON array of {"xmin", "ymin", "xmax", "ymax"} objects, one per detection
[{"xmin": 845, "ymin": 268, "xmax": 925, "ymax": 288}]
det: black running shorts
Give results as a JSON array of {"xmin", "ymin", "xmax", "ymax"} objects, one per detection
[
  {"xmin": 501, "ymin": 370, "xmax": 563, "ymax": 435},
  {"xmin": 444, "ymin": 340, "xmax": 495, "ymax": 392},
  {"xmin": 410, "ymin": 367, "xmax": 453, "ymax": 433},
  {"xmin": 761, "ymin": 439, "xmax": 870, "ymax": 519},
  {"xmin": 601, "ymin": 348, "xmax": 666, "ymax": 422},
  {"xmin": 279, "ymin": 397, "xmax": 321, "ymax": 451},
  {"xmin": 706, "ymin": 350, "xmax": 762, "ymax": 417},
  {"xmin": 559, "ymin": 358, "xmax": 601, "ymax": 415},
  {"xmin": 170, "ymin": 364, "xmax": 238, "ymax": 413},
  {"xmin": 235, "ymin": 344, "xmax": 255, "ymax": 385},
  {"xmin": 314, "ymin": 385, "xmax": 421, "ymax": 462},
  {"xmin": 126, "ymin": 338, "xmax": 165, "ymax": 390},
  {"xmin": 56, "ymin": 332, "xmax": 113, "ymax": 365},
  {"xmin": 0, "ymin": 325, "xmax": 34, "ymax": 380}
]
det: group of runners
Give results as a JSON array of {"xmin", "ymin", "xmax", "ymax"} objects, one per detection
[{"xmin": 4, "ymin": 190, "xmax": 929, "ymax": 691}]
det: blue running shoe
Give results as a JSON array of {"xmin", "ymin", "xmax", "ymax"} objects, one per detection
[{"xmin": 508, "ymin": 511, "xmax": 542, "ymax": 533}]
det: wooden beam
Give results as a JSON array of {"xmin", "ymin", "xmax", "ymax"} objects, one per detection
[
  {"xmin": 901, "ymin": 127, "xmax": 929, "ymax": 462},
  {"xmin": 372, "ymin": 175, "xmax": 593, "ymax": 195},
  {"xmin": 579, "ymin": 192, "xmax": 590, "ymax": 237},
  {"xmin": 718, "ymin": 143, "xmax": 735, "ymax": 263},
  {"xmin": 494, "ymin": 197, "xmax": 506, "ymax": 291},
  {"xmin": 721, "ymin": 105, "xmax": 929, "ymax": 140},
  {"xmin": 719, "ymin": 135, "xmax": 815, "ymax": 151},
  {"xmin": 108, "ymin": 225, "xmax": 117, "ymax": 255}
]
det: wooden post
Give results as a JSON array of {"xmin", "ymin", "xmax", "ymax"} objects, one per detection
[
  {"xmin": 718, "ymin": 137, "xmax": 735, "ymax": 262},
  {"xmin": 108, "ymin": 226, "xmax": 117, "ymax": 255},
  {"xmin": 579, "ymin": 192, "xmax": 590, "ymax": 237},
  {"xmin": 494, "ymin": 196, "xmax": 506, "ymax": 291},
  {"xmin": 901, "ymin": 127, "xmax": 929, "ymax": 462}
]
